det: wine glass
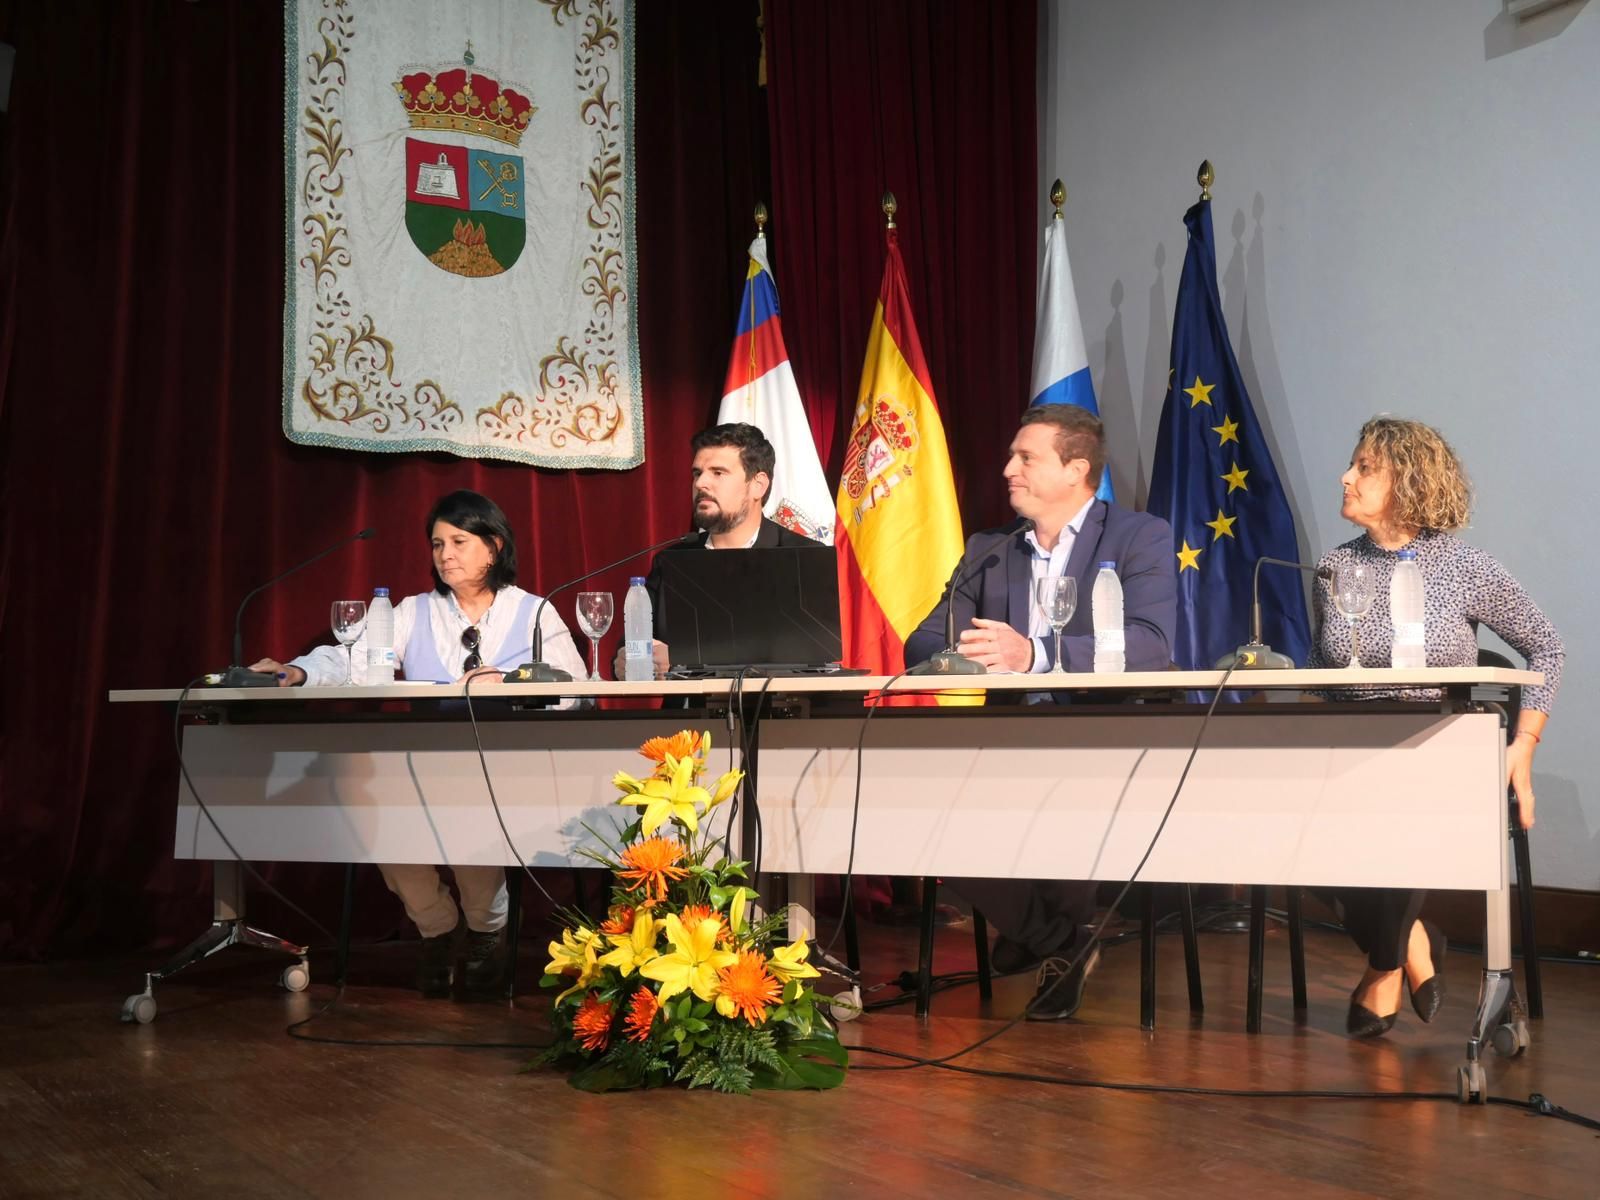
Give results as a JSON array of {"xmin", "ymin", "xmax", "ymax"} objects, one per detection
[
  {"xmin": 330, "ymin": 600, "xmax": 367, "ymax": 686},
  {"xmin": 1331, "ymin": 563, "xmax": 1376, "ymax": 668},
  {"xmin": 575, "ymin": 591, "xmax": 614, "ymax": 682},
  {"xmin": 1034, "ymin": 575, "xmax": 1078, "ymax": 674}
]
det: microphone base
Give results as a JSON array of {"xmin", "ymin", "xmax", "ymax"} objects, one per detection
[
  {"xmin": 215, "ymin": 666, "xmax": 279, "ymax": 688},
  {"xmin": 1215, "ymin": 643, "xmax": 1296, "ymax": 670},
  {"xmin": 907, "ymin": 651, "xmax": 988, "ymax": 677},
  {"xmin": 503, "ymin": 661, "xmax": 574, "ymax": 684}
]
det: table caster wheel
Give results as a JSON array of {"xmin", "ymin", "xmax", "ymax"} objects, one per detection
[
  {"xmin": 121, "ymin": 993, "xmax": 157, "ymax": 1025},
  {"xmin": 281, "ymin": 962, "xmax": 311, "ymax": 993},
  {"xmin": 828, "ymin": 987, "xmax": 862, "ymax": 1022},
  {"xmin": 1456, "ymin": 1061, "xmax": 1486, "ymax": 1104}
]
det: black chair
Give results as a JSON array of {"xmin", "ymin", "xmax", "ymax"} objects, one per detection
[
  {"xmin": 1249, "ymin": 647, "xmax": 1543, "ymax": 1027},
  {"xmin": 899, "ymin": 877, "xmax": 1204, "ymax": 1027}
]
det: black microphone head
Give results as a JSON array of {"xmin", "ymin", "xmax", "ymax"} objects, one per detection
[
  {"xmin": 1014, "ymin": 517, "xmax": 1036, "ymax": 534},
  {"xmin": 356, "ymin": 527, "xmax": 376, "ymax": 540},
  {"xmin": 1316, "ymin": 566, "xmax": 1333, "ymax": 582}
]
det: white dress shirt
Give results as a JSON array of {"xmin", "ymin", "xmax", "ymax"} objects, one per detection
[
  {"xmin": 290, "ymin": 585, "xmax": 587, "ymax": 695},
  {"xmin": 1025, "ymin": 496, "xmax": 1096, "ymax": 673}
]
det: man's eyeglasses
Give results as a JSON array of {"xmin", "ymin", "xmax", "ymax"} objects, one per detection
[{"xmin": 462, "ymin": 625, "xmax": 482, "ymax": 672}]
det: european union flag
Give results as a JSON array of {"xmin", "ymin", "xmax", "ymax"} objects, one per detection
[{"xmin": 1147, "ymin": 198, "xmax": 1311, "ymax": 669}]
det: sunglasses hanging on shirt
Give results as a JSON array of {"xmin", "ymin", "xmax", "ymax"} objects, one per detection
[{"xmin": 461, "ymin": 625, "xmax": 482, "ymax": 672}]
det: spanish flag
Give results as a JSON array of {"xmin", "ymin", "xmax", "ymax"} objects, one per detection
[{"xmin": 834, "ymin": 228, "xmax": 964, "ymax": 677}]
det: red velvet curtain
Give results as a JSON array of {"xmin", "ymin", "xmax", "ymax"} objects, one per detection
[
  {"xmin": 764, "ymin": 0, "xmax": 1038, "ymax": 531},
  {"xmin": 0, "ymin": 1, "xmax": 770, "ymax": 957}
]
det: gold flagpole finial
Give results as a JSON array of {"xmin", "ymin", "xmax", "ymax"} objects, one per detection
[
  {"xmin": 1049, "ymin": 178, "xmax": 1066, "ymax": 219},
  {"xmin": 881, "ymin": 191, "xmax": 898, "ymax": 229},
  {"xmin": 1197, "ymin": 160, "xmax": 1214, "ymax": 202},
  {"xmin": 754, "ymin": 202, "xmax": 769, "ymax": 239}
]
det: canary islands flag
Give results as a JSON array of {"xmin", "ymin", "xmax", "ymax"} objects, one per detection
[
  {"xmin": 1147, "ymin": 198, "xmax": 1310, "ymax": 669},
  {"xmin": 718, "ymin": 236, "xmax": 834, "ymax": 544},
  {"xmin": 835, "ymin": 230, "xmax": 964, "ymax": 676},
  {"xmin": 1031, "ymin": 212, "xmax": 1113, "ymax": 501}
]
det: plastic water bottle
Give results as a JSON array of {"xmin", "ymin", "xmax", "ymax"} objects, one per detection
[
  {"xmin": 1092, "ymin": 562, "xmax": 1126, "ymax": 673},
  {"xmin": 366, "ymin": 587, "xmax": 396, "ymax": 683},
  {"xmin": 623, "ymin": 576, "xmax": 654, "ymax": 682},
  {"xmin": 1389, "ymin": 549, "xmax": 1426, "ymax": 669}
]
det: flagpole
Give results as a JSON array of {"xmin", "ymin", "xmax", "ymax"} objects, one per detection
[
  {"xmin": 881, "ymin": 191, "xmax": 897, "ymax": 231},
  {"xmin": 1049, "ymin": 178, "xmax": 1065, "ymax": 220},
  {"xmin": 1197, "ymin": 159, "xmax": 1213, "ymax": 201}
]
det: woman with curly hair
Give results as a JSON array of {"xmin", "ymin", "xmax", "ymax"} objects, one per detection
[{"xmin": 1310, "ymin": 417, "xmax": 1564, "ymax": 1038}]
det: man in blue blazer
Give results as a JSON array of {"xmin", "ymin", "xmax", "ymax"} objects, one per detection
[{"xmin": 905, "ymin": 404, "xmax": 1177, "ymax": 1019}]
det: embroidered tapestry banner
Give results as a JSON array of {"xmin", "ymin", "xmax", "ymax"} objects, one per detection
[{"xmin": 285, "ymin": 0, "xmax": 641, "ymax": 467}]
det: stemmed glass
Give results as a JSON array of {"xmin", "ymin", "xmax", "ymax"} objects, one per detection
[
  {"xmin": 1332, "ymin": 563, "xmax": 1377, "ymax": 668},
  {"xmin": 575, "ymin": 591, "xmax": 614, "ymax": 682},
  {"xmin": 1034, "ymin": 575, "xmax": 1078, "ymax": 674},
  {"xmin": 330, "ymin": 600, "xmax": 367, "ymax": 686}
]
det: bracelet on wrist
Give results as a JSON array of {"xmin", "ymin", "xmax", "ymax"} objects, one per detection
[{"xmin": 1515, "ymin": 729, "xmax": 1541, "ymax": 744}]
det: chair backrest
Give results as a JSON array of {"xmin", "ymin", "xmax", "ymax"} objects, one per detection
[{"xmin": 1476, "ymin": 647, "xmax": 1523, "ymax": 738}]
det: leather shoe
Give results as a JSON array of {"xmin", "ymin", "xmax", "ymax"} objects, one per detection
[
  {"xmin": 1025, "ymin": 944, "xmax": 1100, "ymax": 1021},
  {"xmin": 462, "ymin": 927, "xmax": 507, "ymax": 996},
  {"xmin": 1346, "ymin": 1000, "xmax": 1398, "ymax": 1038},
  {"xmin": 1409, "ymin": 921, "xmax": 1448, "ymax": 1023},
  {"xmin": 417, "ymin": 917, "xmax": 463, "ymax": 999}
]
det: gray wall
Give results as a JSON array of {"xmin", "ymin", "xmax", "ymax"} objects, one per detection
[{"xmin": 1040, "ymin": 0, "xmax": 1598, "ymax": 889}]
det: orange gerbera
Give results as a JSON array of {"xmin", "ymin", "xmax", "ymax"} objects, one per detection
[
  {"xmin": 599, "ymin": 904, "xmax": 636, "ymax": 936},
  {"xmin": 624, "ymin": 986, "xmax": 660, "ymax": 1043},
  {"xmin": 715, "ymin": 950, "xmax": 782, "ymax": 1026},
  {"xmin": 679, "ymin": 903, "xmax": 728, "ymax": 944},
  {"xmin": 617, "ymin": 836, "xmax": 690, "ymax": 901},
  {"xmin": 572, "ymin": 992, "xmax": 614, "ymax": 1052},
  {"xmin": 638, "ymin": 729, "xmax": 707, "ymax": 766}
]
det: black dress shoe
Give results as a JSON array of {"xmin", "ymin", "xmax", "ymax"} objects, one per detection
[
  {"xmin": 990, "ymin": 935, "xmax": 1043, "ymax": 975},
  {"xmin": 1346, "ymin": 1000, "xmax": 1398, "ymax": 1038},
  {"xmin": 1409, "ymin": 921, "xmax": 1448, "ymax": 1023},
  {"xmin": 1025, "ymin": 945, "xmax": 1100, "ymax": 1021},
  {"xmin": 416, "ymin": 918, "xmax": 463, "ymax": 999},
  {"xmin": 462, "ymin": 927, "xmax": 507, "ymax": 996}
]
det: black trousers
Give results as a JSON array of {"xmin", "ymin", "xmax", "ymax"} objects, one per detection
[
  {"xmin": 1325, "ymin": 886, "xmax": 1426, "ymax": 972},
  {"xmin": 943, "ymin": 878, "xmax": 1099, "ymax": 959}
]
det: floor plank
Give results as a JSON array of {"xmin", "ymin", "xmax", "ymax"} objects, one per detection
[{"xmin": 1, "ymin": 917, "xmax": 1595, "ymax": 1199}]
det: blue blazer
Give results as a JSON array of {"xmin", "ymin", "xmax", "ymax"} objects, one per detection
[{"xmin": 905, "ymin": 501, "xmax": 1178, "ymax": 672}]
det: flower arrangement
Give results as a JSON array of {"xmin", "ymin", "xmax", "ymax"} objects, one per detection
[{"xmin": 538, "ymin": 730, "xmax": 847, "ymax": 1093}]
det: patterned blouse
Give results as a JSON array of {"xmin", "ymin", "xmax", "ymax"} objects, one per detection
[{"xmin": 1309, "ymin": 529, "xmax": 1564, "ymax": 713}]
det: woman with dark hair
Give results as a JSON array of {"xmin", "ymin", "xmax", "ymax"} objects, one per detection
[
  {"xmin": 250, "ymin": 489, "xmax": 586, "ymax": 997},
  {"xmin": 1310, "ymin": 418, "xmax": 1563, "ymax": 1037}
]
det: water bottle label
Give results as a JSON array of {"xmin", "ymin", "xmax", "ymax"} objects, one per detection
[
  {"xmin": 1394, "ymin": 622, "xmax": 1425, "ymax": 646},
  {"xmin": 1093, "ymin": 630, "xmax": 1126, "ymax": 654},
  {"xmin": 367, "ymin": 647, "xmax": 397, "ymax": 667},
  {"xmin": 625, "ymin": 639, "xmax": 652, "ymax": 658}
]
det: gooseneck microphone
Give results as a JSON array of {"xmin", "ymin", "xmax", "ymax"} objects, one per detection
[
  {"xmin": 908, "ymin": 519, "xmax": 1035, "ymax": 676},
  {"xmin": 216, "ymin": 527, "xmax": 377, "ymax": 687},
  {"xmin": 1213, "ymin": 554, "xmax": 1332, "ymax": 670},
  {"xmin": 506, "ymin": 530, "xmax": 702, "ymax": 684}
]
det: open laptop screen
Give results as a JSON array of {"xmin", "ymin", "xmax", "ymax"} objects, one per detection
[{"xmin": 655, "ymin": 545, "xmax": 842, "ymax": 672}]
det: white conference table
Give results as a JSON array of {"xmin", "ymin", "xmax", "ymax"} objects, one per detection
[{"xmin": 111, "ymin": 666, "xmax": 1537, "ymax": 1100}]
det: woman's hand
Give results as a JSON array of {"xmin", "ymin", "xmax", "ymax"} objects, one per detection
[
  {"xmin": 1506, "ymin": 733, "xmax": 1538, "ymax": 829},
  {"xmin": 249, "ymin": 658, "xmax": 305, "ymax": 687},
  {"xmin": 458, "ymin": 665, "xmax": 506, "ymax": 688}
]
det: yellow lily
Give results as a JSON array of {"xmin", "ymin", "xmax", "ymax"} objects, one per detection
[
  {"xmin": 598, "ymin": 909, "xmax": 660, "ymax": 977},
  {"xmin": 727, "ymin": 887, "xmax": 753, "ymax": 936},
  {"xmin": 544, "ymin": 925, "xmax": 603, "ymax": 1002},
  {"xmin": 617, "ymin": 753, "xmax": 709, "ymax": 835},
  {"xmin": 705, "ymin": 768, "xmax": 743, "ymax": 812},
  {"xmin": 612, "ymin": 769, "xmax": 644, "ymax": 795},
  {"xmin": 766, "ymin": 937, "xmax": 821, "ymax": 984},
  {"xmin": 639, "ymin": 912, "xmax": 737, "ymax": 1005}
]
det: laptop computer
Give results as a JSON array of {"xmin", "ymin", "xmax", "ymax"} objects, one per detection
[{"xmin": 655, "ymin": 545, "xmax": 856, "ymax": 677}]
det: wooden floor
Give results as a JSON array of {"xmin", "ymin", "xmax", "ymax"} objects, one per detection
[{"xmin": 2, "ymin": 915, "xmax": 1597, "ymax": 1199}]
